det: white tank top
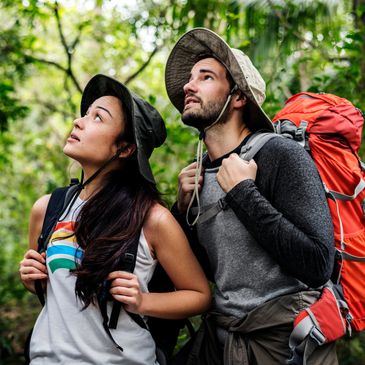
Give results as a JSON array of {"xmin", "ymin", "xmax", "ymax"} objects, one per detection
[{"xmin": 30, "ymin": 196, "xmax": 159, "ymax": 365}]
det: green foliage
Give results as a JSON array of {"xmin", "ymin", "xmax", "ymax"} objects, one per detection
[
  {"xmin": 337, "ymin": 332, "xmax": 365, "ymax": 364},
  {"xmin": 1, "ymin": 0, "xmax": 365, "ymax": 363}
]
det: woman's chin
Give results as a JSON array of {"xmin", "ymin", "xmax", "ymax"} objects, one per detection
[{"xmin": 63, "ymin": 145, "xmax": 78, "ymax": 160}]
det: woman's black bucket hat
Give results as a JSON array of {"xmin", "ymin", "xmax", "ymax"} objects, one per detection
[{"xmin": 81, "ymin": 74, "xmax": 166, "ymax": 184}]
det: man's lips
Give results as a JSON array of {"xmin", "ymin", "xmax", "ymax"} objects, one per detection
[{"xmin": 184, "ymin": 96, "xmax": 200, "ymax": 108}]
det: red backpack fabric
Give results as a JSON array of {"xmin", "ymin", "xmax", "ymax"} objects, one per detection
[
  {"xmin": 273, "ymin": 92, "xmax": 365, "ymax": 332},
  {"xmin": 273, "ymin": 92, "xmax": 365, "ymax": 364}
]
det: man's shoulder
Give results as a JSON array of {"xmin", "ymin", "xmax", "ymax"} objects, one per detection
[{"xmin": 253, "ymin": 133, "xmax": 316, "ymax": 175}]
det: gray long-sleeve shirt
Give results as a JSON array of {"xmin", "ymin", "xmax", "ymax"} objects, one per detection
[{"xmin": 173, "ymin": 134, "xmax": 335, "ymax": 316}]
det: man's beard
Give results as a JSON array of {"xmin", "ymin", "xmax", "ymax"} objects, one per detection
[{"xmin": 181, "ymin": 96, "xmax": 230, "ymax": 131}]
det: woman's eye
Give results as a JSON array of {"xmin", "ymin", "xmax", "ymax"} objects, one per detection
[
  {"xmin": 95, "ymin": 114, "xmax": 102, "ymax": 122},
  {"xmin": 204, "ymin": 75, "xmax": 213, "ymax": 80}
]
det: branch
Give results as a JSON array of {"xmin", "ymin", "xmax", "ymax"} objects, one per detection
[
  {"xmin": 70, "ymin": 31, "xmax": 82, "ymax": 51},
  {"xmin": 63, "ymin": 75, "xmax": 78, "ymax": 114},
  {"xmin": 67, "ymin": 71, "xmax": 82, "ymax": 94},
  {"xmin": 54, "ymin": 1, "xmax": 69, "ymax": 56},
  {"xmin": 24, "ymin": 54, "xmax": 67, "ymax": 73},
  {"xmin": 51, "ymin": 1, "xmax": 82, "ymax": 93},
  {"xmin": 123, "ymin": 3, "xmax": 169, "ymax": 85},
  {"xmin": 124, "ymin": 45, "xmax": 160, "ymax": 85}
]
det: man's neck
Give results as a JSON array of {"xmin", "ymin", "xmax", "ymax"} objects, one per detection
[{"xmin": 204, "ymin": 120, "xmax": 251, "ymax": 161}]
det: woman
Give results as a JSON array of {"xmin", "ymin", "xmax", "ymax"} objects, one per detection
[{"xmin": 19, "ymin": 74, "xmax": 211, "ymax": 364}]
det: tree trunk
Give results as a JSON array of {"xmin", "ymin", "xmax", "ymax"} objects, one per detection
[{"xmin": 353, "ymin": 0, "xmax": 365, "ymax": 92}]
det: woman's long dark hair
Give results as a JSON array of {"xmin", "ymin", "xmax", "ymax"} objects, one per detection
[{"xmin": 72, "ymin": 97, "xmax": 163, "ymax": 308}]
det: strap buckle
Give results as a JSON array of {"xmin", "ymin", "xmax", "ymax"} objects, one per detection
[
  {"xmin": 218, "ymin": 198, "xmax": 228, "ymax": 210},
  {"xmin": 309, "ymin": 327, "xmax": 326, "ymax": 346}
]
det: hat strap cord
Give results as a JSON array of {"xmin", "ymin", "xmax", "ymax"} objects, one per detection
[
  {"xmin": 202, "ymin": 84, "xmax": 238, "ymax": 137},
  {"xmin": 80, "ymin": 146, "xmax": 125, "ymax": 189},
  {"xmin": 186, "ymin": 137, "xmax": 204, "ymax": 227},
  {"xmin": 185, "ymin": 84, "xmax": 238, "ymax": 227}
]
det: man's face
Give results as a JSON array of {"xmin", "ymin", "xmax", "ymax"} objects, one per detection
[{"xmin": 182, "ymin": 57, "xmax": 231, "ymax": 130}]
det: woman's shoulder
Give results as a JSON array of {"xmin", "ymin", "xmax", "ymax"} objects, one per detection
[
  {"xmin": 143, "ymin": 203, "xmax": 180, "ymax": 246},
  {"xmin": 144, "ymin": 203, "xmax": 174, "ymax": 229},
  {"xmin": 28, "ymin": 194, "xmax": 51, "ymax": 250},
  {"xmin": 31, "ymin": 194, "xmax": 51, "ymax": 223}
]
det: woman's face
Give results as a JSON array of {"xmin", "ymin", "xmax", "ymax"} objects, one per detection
[{"xmin": 64, "ymin": 95, "xmax": 126, "ymax": 170}]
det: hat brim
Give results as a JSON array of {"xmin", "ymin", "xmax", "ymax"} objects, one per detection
[
  {"xmin": 81, "ymin": 74, "xmax": 157, "ymax": 184},
  {"xmin": 165, "ymin": 28, "xmax": 274, "ymax": 132}
]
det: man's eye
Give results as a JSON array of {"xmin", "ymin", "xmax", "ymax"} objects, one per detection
[{"xmin": 204, "ymin": 75, "xmax": 213, "ymax": 80}]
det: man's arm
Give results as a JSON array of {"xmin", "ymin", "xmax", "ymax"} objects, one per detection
[{"xmin": 221, "ymin": 137, "xmax": 335, "ymax": 288}]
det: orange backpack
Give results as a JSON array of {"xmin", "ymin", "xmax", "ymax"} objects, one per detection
[{"xmin": 273, "ymin": 92, "xmax": 365, "ymax": 363}]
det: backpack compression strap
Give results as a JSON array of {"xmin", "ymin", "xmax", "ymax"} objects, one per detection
[
  {"xmin": 192, "ymin": 132, "xmax": 281, "ymax": 225},
  {"xmin": 288, "ymin": 284, "xmax": 348, "ymax": 365}
]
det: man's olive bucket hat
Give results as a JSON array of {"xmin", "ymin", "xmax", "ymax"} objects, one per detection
[
  {"xmin": 165, "ymin": 28, "xmax": 274, "ymax": 132},
  {"xmin": 81, "ymin": 74, "xmax": 166, "ymax": 184}
]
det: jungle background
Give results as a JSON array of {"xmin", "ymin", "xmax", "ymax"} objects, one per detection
[{"xmin": 1, "ymin": 0, "xmax": 365, "ymax": 364}]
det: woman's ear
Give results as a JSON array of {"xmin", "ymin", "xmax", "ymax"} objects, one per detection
[{"xmin": 117, "ymin": 143, "xmax": 136, "ymax": 159}]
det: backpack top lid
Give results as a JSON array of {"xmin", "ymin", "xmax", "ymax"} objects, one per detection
[{"xmin": 272, "ymin": 92, "xmax": 364, "ymax": 152}]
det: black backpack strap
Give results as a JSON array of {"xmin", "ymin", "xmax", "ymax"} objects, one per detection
[
  {"xmin": 35, "ymin": 183, "xmax": 81, "ymax": 306},
  {"xmin": 108, "ymin": 243, "xmax": 146, "ymax": 330},
  {"xmin": 99, "ymin": 235, "xmax": 193, "ymax": 361},
  {"xmin": 97, "ymin": 235, "xmax": 143, "ymax": 353},
  {"xmin": 37, "ymin": 187, "xmax": 70, "ymax": 253}
]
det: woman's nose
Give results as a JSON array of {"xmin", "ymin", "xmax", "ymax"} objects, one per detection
[{"xmin": 73, "ymin": 116, "xmax": 84, "ymax": 129}]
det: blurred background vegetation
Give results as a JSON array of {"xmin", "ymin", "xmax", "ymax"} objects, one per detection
[{"xmin": 0, "ymin": 0, "xmax": 364, "ymax": 364}]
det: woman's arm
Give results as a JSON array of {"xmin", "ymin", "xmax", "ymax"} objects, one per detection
[
  {"xmin": 19, "ymin": 194, "xmax": 50, "ymax": 293},
  {"xmin": 108, "ymin": 204, "xmax": 211, "ymax": 319}
]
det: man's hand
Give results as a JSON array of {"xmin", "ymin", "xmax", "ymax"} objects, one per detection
[
  {"xmin": 217, "ymin": 154, "xmax": 257, "ymax": 193},
  {"xmin": 177, "ymin": 161, "xmax": 204, "ymax": 213}
]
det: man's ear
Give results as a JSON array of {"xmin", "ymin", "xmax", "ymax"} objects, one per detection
[
  {"xmin": 118, "ymin": 143, "xmax": 136, "ymax": 159},
  {"xmin": 232, "ymin": 91, "xmax": 247, "ymax": 108}
]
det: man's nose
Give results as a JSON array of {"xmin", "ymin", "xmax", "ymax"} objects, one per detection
[{"xmin": 183, "ymin": 78, "xmax": 198, "ymax": 95}]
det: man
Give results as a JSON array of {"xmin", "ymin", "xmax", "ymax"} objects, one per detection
[{"xmin": 165, "ymin": 28, "xmax": 337, "ymax": 364}]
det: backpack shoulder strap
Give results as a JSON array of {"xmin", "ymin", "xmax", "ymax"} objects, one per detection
[
  {"xmin": 37, "ymin": 187, "xmax": 69, "ymax": 253},
  {"xmin": 239, "ymin": 131, "xmax": 281, "ymax": 161},
  {"xmin": 107, "ymin": 239, "xmax": 142, "ymax": 330},
  {"xmin": 98, "ymin": 233, "xmax": 145, "ymax": 353},
  {"xmin": 35, "ymin": 183, "xmax": 80, "ymax": 305},
  {"xmin": 195, "ymin": 132, "xmax": 279, "ymax": 225}
]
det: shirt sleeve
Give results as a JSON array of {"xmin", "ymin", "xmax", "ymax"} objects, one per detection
[{"xmin": 225, "ymin": 137, "xmax": 335, "ymax": 288}]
